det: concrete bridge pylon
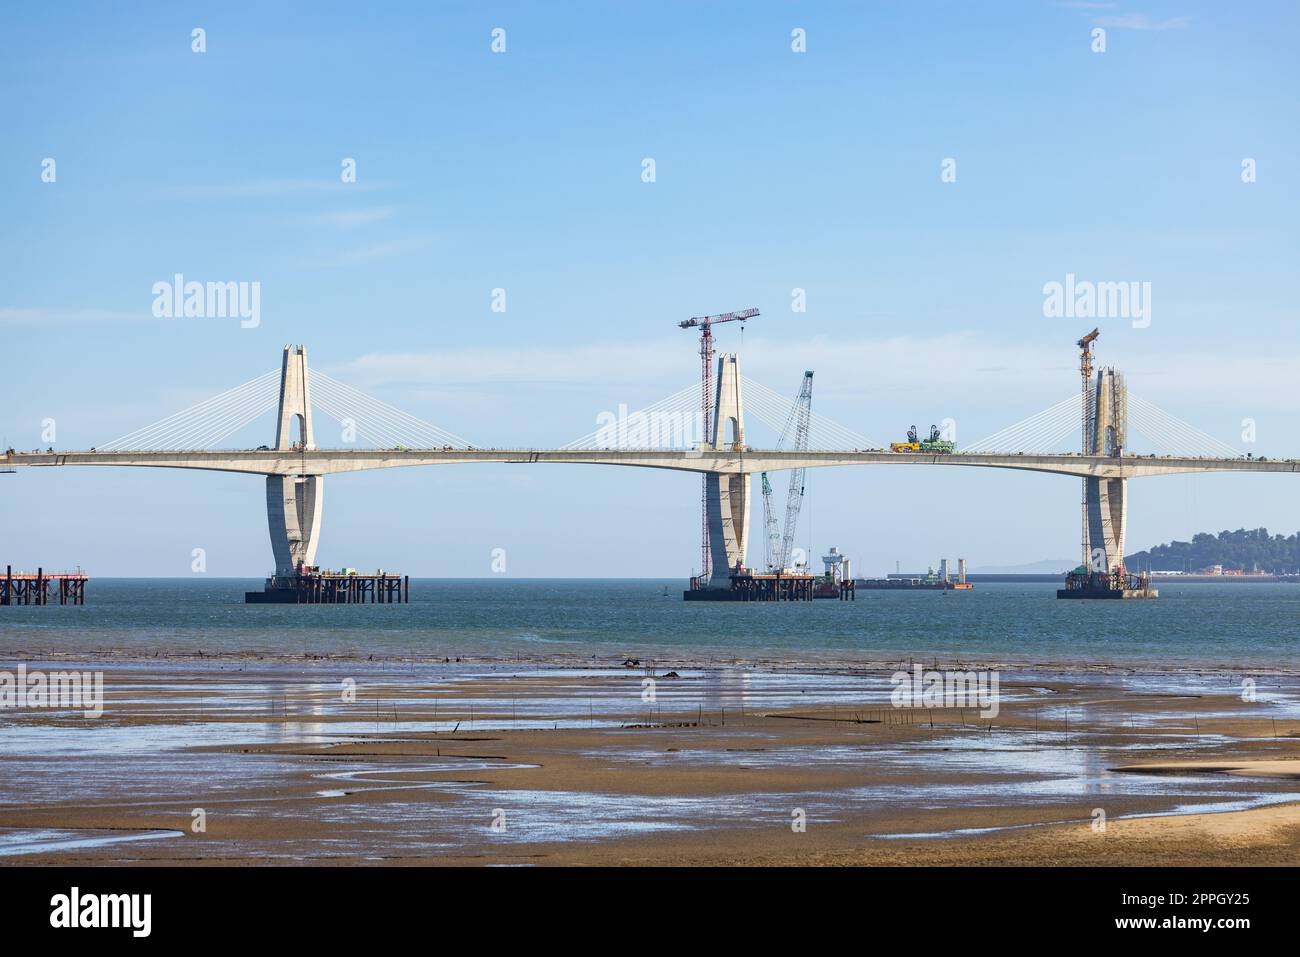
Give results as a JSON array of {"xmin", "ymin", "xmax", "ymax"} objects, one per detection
[
  {"xmin": 704, "ymin": 354, "xmax": 751, "ymax": 587},
  {"xmin": 1084, "ymin": 367, "xmax": 1127, "ymax": 573},
  {"xmin": 265, "ymin": 345, "xmax": 323, "ymax": 576}
]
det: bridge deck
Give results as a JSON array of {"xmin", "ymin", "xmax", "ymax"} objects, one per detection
[{"xmin": 4, "ymin": 448, "xmax": 1296, "ymax": 479}]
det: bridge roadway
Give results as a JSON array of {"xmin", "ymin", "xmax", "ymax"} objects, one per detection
[{"xmin": 5, "ymin": 448, "xmax": 1298, "ymax": 479}]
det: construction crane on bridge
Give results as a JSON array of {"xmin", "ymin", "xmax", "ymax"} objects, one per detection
[
  {"xmin": 679, "ymin": 306, "xmax": 759, "ymax": 577},
  {"xmin": 1077, "ymin": 328, "xmax": 1099, "ymax": 398},
  {"xmin": 762, "ymin": 371, "xmax": 813, "ymax": 572}
]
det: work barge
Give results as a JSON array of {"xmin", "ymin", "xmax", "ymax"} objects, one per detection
[
  {"xmin": 2, "ymin": 566, "xmax": 89, "ymax": 606},
  {"xmin": 246, "ymin": 567, "xmax": 409, "ymax": 605},
  {"xmin": 684, "ymin": 571, "xmax": 856, "ymax": 601}
]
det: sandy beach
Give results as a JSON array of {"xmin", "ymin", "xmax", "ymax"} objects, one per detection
[{"xmin": 3, "ymin": 654, "xmax": 1300, "ymax": 866}]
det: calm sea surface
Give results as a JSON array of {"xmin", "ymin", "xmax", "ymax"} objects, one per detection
[{"xmin": 2, "ymin": 579, "xmax": 1298, "ymax": 669}]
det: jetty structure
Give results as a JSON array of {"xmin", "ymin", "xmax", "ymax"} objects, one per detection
[{"xmin": 1, "ymin": 566, "xmax": 89, "ymax": 606}]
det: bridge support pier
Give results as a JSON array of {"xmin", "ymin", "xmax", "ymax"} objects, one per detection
[
  {"xmin": 266, "ymin": 474, "xmax": 323, "ymax": 576},
  {"xmin": 1084, "ymin": 368, "xmax": 1128, "ymax": 573},
  {"xmin": 266, "ymin": 345, "xmax": 324, "ymax": 576},
  {"xmin": 705, "ymin": 472, "xmax": 750, "ymax": 587},
  {"xmin": 703, "ymin": 355, "xmax": 751, "ymax": 588},
  {"xmin": 1085, "ymin": 476, "xmax": 1127, "ymax": 573}
]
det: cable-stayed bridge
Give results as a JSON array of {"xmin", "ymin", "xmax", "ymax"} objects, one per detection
[{"xmin": 5, "ymin": 344, "xmax": 1295, "ymax": 588}]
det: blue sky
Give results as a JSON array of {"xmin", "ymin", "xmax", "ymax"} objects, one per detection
[{"xmin": 2, "ymin": 1, "xmax": 1298, "ymax": 576}]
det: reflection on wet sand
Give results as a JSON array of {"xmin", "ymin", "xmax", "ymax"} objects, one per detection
[{"xmin": 2, "ymin": 661, "xmax": 1299, "ymax": 865}]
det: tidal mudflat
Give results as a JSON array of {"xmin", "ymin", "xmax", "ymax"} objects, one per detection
[{"xmin": 3, "ymin": 657, "xmax": 1300, "ymax": 865}]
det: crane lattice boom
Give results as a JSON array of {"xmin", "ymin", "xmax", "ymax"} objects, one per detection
[
  {"xmin": 780, "ymin": 372, "xmax": 814, "ymax": 571},
  {"xmin": 761, "ymin": 371, "xmax": 813, "ymax": 572}
]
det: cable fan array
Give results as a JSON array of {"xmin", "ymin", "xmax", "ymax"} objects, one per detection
[
  {"xmin": 95, "ymin": 362, "xmax": 1242, "ymax": 460},
  {"xmin": 560, "ymin": 378, "xmax": 882, "ymax": 452},
  {"xmin": 959, "ymin": 395, "xmax": 1082, "ymax": 454},
  {"xmin": 1126, "ymin": 395, "xmax": 1241, "ymax": 458},
  {"xmin": 99, "ymin": 369, "xmax": 473, "ymax": 451},
  {"xmin": 741, "ymin": 377, "xmax": 882, "ymax": 451},
  {"xmin": 961, "ymin": 393, "xmax": 1241, "ymax": 458},
  {"xmin": 559, "ymin": 383, "xmax": 703, "ymax": 450},
  {"xmin": 98, "ymin": 371, "xmax": 281, "ymax": 451},
  {"xmin": 307, "ymin": 370, "xmax": 473, "ymax": 449}
]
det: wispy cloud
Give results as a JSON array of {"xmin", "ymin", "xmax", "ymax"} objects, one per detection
[
  {"xmin": 1094, "ymin": 13, "xmax": 1191, "ymax": 30},
  {"xmin": 169, "ymin": 179, "xmax": 387, "ymax": 198},
  {"xmin": 326, "ymin": 334, "xmax": 1297, "ymax": 412},
  {"xmin": 0, "ymin": 307, "xmax": 144, "ymax": 323},
  {"xmin": 310, "ymin": 236, "xmax": 433, "ymax": 267},
  {"xmin": 294, "ymin": 206, "xmax": 396, "ymax": 228},
  {"xmin": 331, "ymin": 342, "xmax": 689, "ymax": 389}
]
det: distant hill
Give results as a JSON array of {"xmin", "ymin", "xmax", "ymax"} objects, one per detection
[
  {"xmin": 1126, "ymin": 528, "xmax": 1300, "ymax": 574},
  {"xmin": 971, "ymin": 558, "xmax": 1076, "ymax": 574}
]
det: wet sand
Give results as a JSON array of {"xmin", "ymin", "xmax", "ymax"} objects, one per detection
[{"xmin": 3, "ymin": 655, "xmax": 1300, "ymax": 865}]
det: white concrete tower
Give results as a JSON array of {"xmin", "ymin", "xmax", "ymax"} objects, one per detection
[
  {"xmin": 1085, "ymin": 367, "xmax": 1128, "ymax": 573},
  {"xmin": 705, "ymin": 354, "xmax": 751, "ymax": 586},
  {"xmin": 266, "ymin": 345, "xmax": 324, "ymax": 576}
]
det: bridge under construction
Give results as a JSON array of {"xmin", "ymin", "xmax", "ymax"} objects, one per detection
[{"xmin": 4, "ymin": 335, "xmax": 1294, "ymax": 598}]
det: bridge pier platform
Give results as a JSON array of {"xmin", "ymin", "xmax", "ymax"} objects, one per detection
[
  {"xmin": 1058, "ymin": 569, "xmax": 1157, "ymax": 600},
  {"xmin": 685, "ymin": 572, "xmax": 816, "ymax": 601},
  {"xmin": 246, "ymin": 571, "xmax": 409, "ymax": 604},
  {"xmin": 1056, "ymin": 585, "xmax": 1158, "ymax": 600}
]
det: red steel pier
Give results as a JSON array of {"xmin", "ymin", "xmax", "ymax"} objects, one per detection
[{"xmin": 2, "ymin": 566, "xmax": 89, "ymax": 606}]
